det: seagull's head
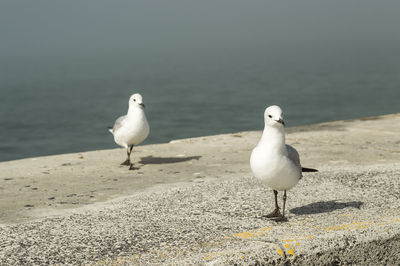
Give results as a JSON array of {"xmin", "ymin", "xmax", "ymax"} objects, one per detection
[
  {"xmin": 264, "ymin": 105, "xmax": 285, "ymax": 127},
  {"xmin": 129, "ymin": 93, "xmax": 145, "ymax": 108}
]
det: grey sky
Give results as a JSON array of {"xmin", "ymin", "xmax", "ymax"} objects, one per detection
[{"xmin": 1, "ymin": 0, "xmax": 400, "ymax": 58}]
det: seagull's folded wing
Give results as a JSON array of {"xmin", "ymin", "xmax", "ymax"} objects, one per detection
[
  {"xmin": 285, "ymin": 144, "xmax": 302, "ymax": 176},
  {"xmin": 112, "ymin": 115, "xmax": 127, "ymax": 133}
]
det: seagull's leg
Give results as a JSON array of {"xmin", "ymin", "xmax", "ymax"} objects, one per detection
[
  {"xmin": 128, "ymin": 145, "xmax": 138, "ymax": 170},
  {"xmin": 275, "ymin": 190, "xmax": 288, "ymax": 222},
  {"xmin": 265, "ymin": 190, "xmax": 281, "ymax": 218},
  {"xmin": 120, "ymin": 145, "xmax": 132, "ymax": 166}
]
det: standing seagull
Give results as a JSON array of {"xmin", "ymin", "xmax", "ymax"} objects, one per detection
[
  {"xmin": 250, "ymin": 105, "xmax": 317, "ymax": 222},
  {"xmin": 109, "ymin": 93, "xmax": 150, "ymax": 170}
]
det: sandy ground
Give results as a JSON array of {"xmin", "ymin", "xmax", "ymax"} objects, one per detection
[{"xmin": 0, "ymin": 114, "xmax": 400, "ymax": 264}]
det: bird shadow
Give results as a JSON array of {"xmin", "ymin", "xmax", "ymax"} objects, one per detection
[
  {"xmin": 290, "ymin": 200, "xmax": 364, "ymax": 215},
  {"xmin": 139, "ymin": 155, "xmax": 201, "ymax": 165}
]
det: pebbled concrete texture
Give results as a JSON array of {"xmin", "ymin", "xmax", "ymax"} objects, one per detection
[{"xmin": 1, "ymin": 114, "xmax": 400, "ymax": 265}]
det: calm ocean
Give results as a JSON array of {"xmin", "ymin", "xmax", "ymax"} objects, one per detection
[{"xmin": 1, "ymin": 1, "xmax": 399, "ymax": 162}]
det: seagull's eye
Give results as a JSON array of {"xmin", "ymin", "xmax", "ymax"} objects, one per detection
[
  {"xmin": 268, "ymin": 115, "xmax": 272, "ymax": 118},
  {"xmin": 133, "ymin": 99, "xmax": 136, "ymax": 102}
]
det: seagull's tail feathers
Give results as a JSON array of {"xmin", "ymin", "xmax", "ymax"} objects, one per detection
[
  {"xmin": 302, "ymin": 167, "xmax": 318, "ymax": 172},
  {"xmin": 107, "ymin": 127, "xmax": 113, "ymax": 134}
]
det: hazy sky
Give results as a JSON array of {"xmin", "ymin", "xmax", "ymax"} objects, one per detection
[{"xmin": 1, "ymin": 0, "xmax": 400, "ymax": 58}]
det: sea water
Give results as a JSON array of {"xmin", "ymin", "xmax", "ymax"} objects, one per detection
[{"xmin": 1, "ymin": 1, "xmax": 399, "ymax": 161}]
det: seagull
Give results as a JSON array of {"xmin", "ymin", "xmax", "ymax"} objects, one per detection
[
  {"xmin": 250, "ymin": 105, "xmax": 317, "ymax": 222},
  {"xmin": 109, "ymin": 93, "xmax": 150, "ymax": 170}
]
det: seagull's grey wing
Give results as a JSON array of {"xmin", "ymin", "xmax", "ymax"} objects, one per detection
[
  {"xmin": 285, "ymin": 144, "xmax": 302, "ymax": 178},
  {"xmin": 111, "ymin": 115, "xmax": 127, "ymax": 133}
]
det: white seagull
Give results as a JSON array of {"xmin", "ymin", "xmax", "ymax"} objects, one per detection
[
  {"xmin": 250, "ymin": 105, "xmax": 317, "ymax": 222},
  {"xmin": 109, "ymin": 93, "xmax": 150, "ymax": 170}
]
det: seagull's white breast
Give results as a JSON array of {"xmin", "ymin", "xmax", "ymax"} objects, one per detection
[
  {"xmin": 113, "ymin": 111, "xmax": 149, "ymax": 148},
  {"xmin": 250, "ymin": 146, "xmax": 300, "ymax": 191}
]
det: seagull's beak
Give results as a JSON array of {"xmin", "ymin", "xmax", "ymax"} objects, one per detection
[
  {"xmin": 139, "ymin": 103, "xmax": 145, "ymax": 108},
  {"xmin": 276, "ymin": 118, "xmax": 285, "ymax": 125}
]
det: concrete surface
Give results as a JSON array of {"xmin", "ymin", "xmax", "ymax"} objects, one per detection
[{"xmin": 0, "ymin": 114, "xmax": 400, "ymax": 265}]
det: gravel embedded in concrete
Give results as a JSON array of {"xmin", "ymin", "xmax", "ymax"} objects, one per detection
[{"xmin": 0, "ymin": 114, "xmax": 400, "ymax": 265}]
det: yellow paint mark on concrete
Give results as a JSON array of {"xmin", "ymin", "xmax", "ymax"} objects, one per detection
[
  {"xmin": 261, "ymin": 227, "xmax": 273, "ymax": 231},
  {"xmin": 324, "ymin": 218, "xmax": 400, "ymax": 232},
  {"xmin": 234, "ymin": 231, "xmax": 257, "ymax": 239},
  {"xmin": 282, "ymin": 243, "xmax": 296, "ymax": 257},
  {"xmin": 287, "ymin": 248, "xmax": 295, "ymax": 256},
  {"xmin": 233, "ymin": 227, "xmax": 273, "ymax": 239},
  {"xmin": 91, "ymin": 261, "xmax": 107, "ymax": 265},
  {"xmin": 325, "ymin": 221, "xmax": 373, "ymax": 231},
  {"xmin": 354, "ymin": 224, "xmax": 370, "ymax": 229},
  {"xmin": 277, "ymin": 249, "xmax": 284, "ymax": 257},
  {"xmin": 203, "ymin": 252, "xmax": 218, "ymax": 261},
  {"xmin": 325, "ymin": 224, "xmax": 349, "ymax": 231},
  {"xmin": 282, "ymin": 239, "xmax": 297, "ymax": 242},
  {"xmin": 387, "ymin": 218, "xmax": 400, "ymax": 224}
]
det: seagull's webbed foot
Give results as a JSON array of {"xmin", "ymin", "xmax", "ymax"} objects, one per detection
[
  {"xmin": 129, "ymin": 164, "xmax": 139, "ymax": 170},
  {"xmin": 273, "ymin": 215, "xmax": 288, "ymax": 223},
  {"xmin": 263, "ymin": 208, "xmax": 281, "ymax": 218},
  {"xmin": 120, "ymin": 159, "xmax": 131, "ymax": 166}
]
